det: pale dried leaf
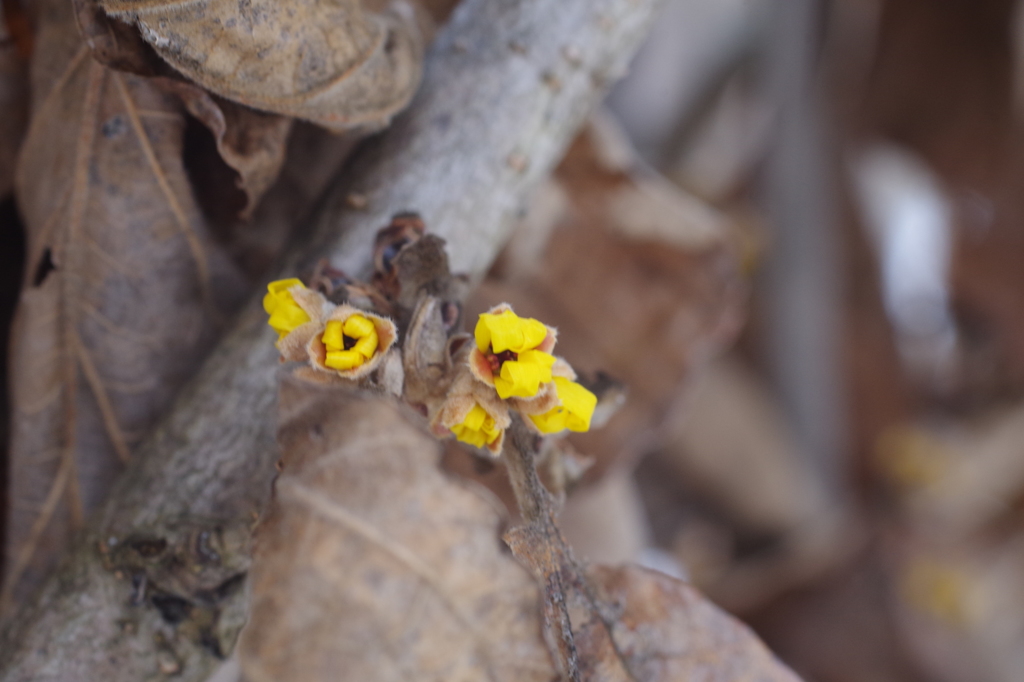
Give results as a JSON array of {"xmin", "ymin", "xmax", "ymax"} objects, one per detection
[
  {"xmin": 237, "ymin": 379, "xmax": 557, "ymax": 682},
  {"xmin": 2, "ymin": 0, "xmax": 248, "ymax": 610},
  {"xmin": 102, "ymin": 0, "xmax": 429, "ymax": 132}
]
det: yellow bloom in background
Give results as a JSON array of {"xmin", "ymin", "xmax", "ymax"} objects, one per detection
[
  {"xmin": 529, "ymin": 377, "xmax": 597, "ymax": 434},
  {"xmin": 450, "ymin": 403, "xmax": 503, "ymax": 449},
  {"xmin": 264, "ymin": 278, "xmax": 311, "ymax": 339},
  {"xmin": 474, "ymin": 308, "xmax": 556, "ymax": 399},
  {"xmin": 903, "ymin": 558, "xmax": 970, "ymax": 627},
  {"xmin": 322, "ymin": 314, "xmax": 379, "ymax": 371}
]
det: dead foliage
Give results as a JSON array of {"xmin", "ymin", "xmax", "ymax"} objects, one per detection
[
  {"xmin": 3, "ymin": 0, "xmax": 438, "ymax": 608},
  {"xmin": 239, "ymin": 379, "xmax": 557, "ymax": 682},
  {"xmin": 239, "ymin": 377, "xmax": 801, "ymax": 682},
  {"xmin": 2, "ymin": 0, "xmax": 254, "ymax": 609},
  {"xmin": 98, "ymin": 0, "xmax": 430, "ymax": 132}
]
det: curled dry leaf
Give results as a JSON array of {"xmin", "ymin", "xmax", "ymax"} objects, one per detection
[
  {"xmin": 238, "ymin": 379, "xmax": 557, "ymax": 682},
  {"xmin": 156, "ymin": 81, "xmax": 293, "ymax": 219},
  {"xmin": 73, "ymin": 0, "xmax": 295, "ymax": 218},
  {"xmin": 229, "ymin": 120, "xmax": 359, "ymax": 276},
  {"xmin": 100, "ymin": 0, "xmax": 429, "ymax": 132},
  {"xmin": 0, "ymin": 6, "xmax": 28, "ymax": 197},
  {"xmin": 2, "ymin": 0, "xmax": 248, "ymax": 610}
]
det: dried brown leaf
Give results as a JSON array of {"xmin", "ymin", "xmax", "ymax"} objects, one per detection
[
  {"xmin": 583, "ymin": 564, "xmax": 804, "ymax": 682},
  {"xmin": 2, "ymin": 0, "xmax": 248, "ymax": 610},
  {"xmin": 499, "ymin": 419, "xmax": 799, "ymax": 682},
  {"xmin": 101, "ymin": 0, "xmax": 430, "ymax": 132},
  {"xmin": 154, "ymin": 80, "xmax": 294, "ymax": 218},
  {"xmin": 237, "ymin": 379, "xmax": 557, "ymax": 682},
  {"xmin": 0, "ymin": 7, "xmax": 28, "ymax": 197},
  {"xmin": 73, "ymin": 0, "xmax": 295, "ymax": 216}
]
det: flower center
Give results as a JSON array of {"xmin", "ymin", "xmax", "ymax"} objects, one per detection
[{"xmin": 487, "ymin": 349, "xmax": 517, "ymax": 375}]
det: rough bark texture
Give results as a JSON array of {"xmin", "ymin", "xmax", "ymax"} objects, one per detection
[{"xmin": 0, "ymin": 0, "xmax": 660, "ymax": 679}]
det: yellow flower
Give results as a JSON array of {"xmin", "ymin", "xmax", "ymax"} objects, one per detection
[
  {"xmin": 450, "ymin": 403, "xmax": 504, "ymax": 449},
  {"xmin": 308, "ymin": 305, "xmax": 398, "ymax": 380},
  {"xmin": 529, "ymin": 377, "xmax": 597, "ymax": 434},
  {"xmin": 475, "ymin": 309, "xmax": 549, "ymax": 355},
  {"xmin": 321, "ymin": 314, "xmax": 379, "ymax": 371},
  {"xmin": 472, "ymin": 307, "xmax": 557, "ymax": 399},
  {"xmin": 263, "ymin": 278, "xmax": 311, "ymax": 339}
]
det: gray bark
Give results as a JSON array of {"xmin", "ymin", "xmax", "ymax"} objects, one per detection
[{"xmin": 0, "ymin": 0, "xmax": 660, "ymax": 678}]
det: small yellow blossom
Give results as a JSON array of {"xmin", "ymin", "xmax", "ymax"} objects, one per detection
[
  {"xmin": 475, "ymin": 309, "xmax": 549, "ymax": 354},
  {"xmin": 322, "ymin": 314, "xmax": 379, "ymax": 371},
  {"xmin": 450, "ymin": 403, "xmax": 504, "ymax": 449},
  {"xmin": 529, "ymin": 377, "xmax": 597, "ymax": 434},
  {"xmin": 263, "ymin": 278, "xmax": 311, "ymax": 339},
  {"xmin": 308, "ymin": 305, "xmax": 397, "ymax": 380},
  {"xmin": 473, "ymin": 308, "xmax": 556, "ymax": 399}
]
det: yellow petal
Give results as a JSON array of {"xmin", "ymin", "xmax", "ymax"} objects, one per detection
[
  {"xmin": 451, "ymin": 404, "xmax": 501, "ymax": 448},
  {"xmin": 483, "ymin": 422, "xmax": 502, "ymax": 442},
  {"xmin": 529, "ymin": 408, "xmax": 568, "ymax": 434},
  {"xmin": 461, "ymin": 403, "xmax": 487, "ymax": 430},
  {"xmin": 553, "ymin": 377, "xmax": 597, "ymax": 432},
  {"xmin": 452, "ymin": 425, "xmax": 487, "ymax": 449},
  {"xmin": 264, "ymin": 279, "xmax": 311, "ymax": 338},
  {"xmin": 493, "ymin": 350, "xmax": 555, "ymax": 399},
  {"xmin": 352, "ymin": 327, "xmax": 379, "ymax": 358},
  {"xmin": 321, "ymin": 320, "xmax": 344, "ymax": 351},
  {"xmin": 343, "ymin": 314, "xmax": 375, "ymax": 338},
  {"xmin": 529, "ymin": 377, "xmax": 597, "ymax": 434},
  {"xmin": 325, "ymin": 350, "xmax": 364, "ymax": 370},
  {"xmin": 267, "ymin": 278, "xmax": 304, "ymax": 296},
  {"xmin": 475, "ymin": 309, "xmax": 548, "ymax": 353},
  {"xmin": 267, "ymin": 303, "xmax": 311, "ymax": 338},
  {"xmin": 263, "ymin": 278, "xmax": 304, "ymax": 312}
]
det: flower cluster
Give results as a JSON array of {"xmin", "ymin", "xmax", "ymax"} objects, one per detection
[
  {"xmin": 433, "ymin": 304, "xmax": 596, "ymax": 454},
  {"xmin": 266, "ymin": 283, "xmax": 597, "ymax": 454},
  {"xmin": 263, "ymin": 279, "xmax": 397, "ymax": 380}
]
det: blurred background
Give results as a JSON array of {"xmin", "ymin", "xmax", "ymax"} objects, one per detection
[
  {"xmin": 467, "ymin": 0, "xmax": 1024, "ymax": 680},
  {"xmin": 4, "ymin": 0, "xmax": 1024, "ymax": 680}
]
